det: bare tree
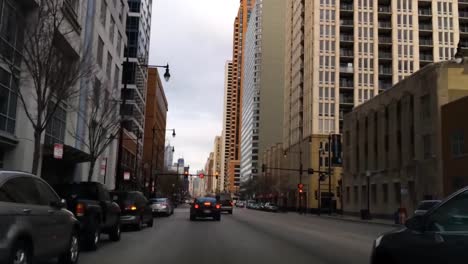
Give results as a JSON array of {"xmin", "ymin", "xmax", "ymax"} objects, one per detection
[
  {"xmin": 0, "ymin": 0, "xmax": 94, "ymax": 174},
  {"xmin": 69, "ymin": 80, "xmax": 121, "ymax": 182}
]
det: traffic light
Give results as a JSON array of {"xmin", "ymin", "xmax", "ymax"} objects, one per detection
[
  {"xmin": 199, "ymin": 173, "xmax": 204, "ymax": 179},
  {"xmin": 298, "ymin": 183, "xmax": 304, "ymax": 193}
]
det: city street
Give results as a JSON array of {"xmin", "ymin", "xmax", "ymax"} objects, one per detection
[{"xmin": 78, "ymin": 206, "xmax": 395, "ymax": 264}]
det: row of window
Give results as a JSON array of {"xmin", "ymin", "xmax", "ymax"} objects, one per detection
[{"xmin": 345, "ymin": 182, "xmax": 405, "ymax": 205}]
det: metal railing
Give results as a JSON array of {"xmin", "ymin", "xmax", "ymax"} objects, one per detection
[
  {"xmin": 379, "ymin": 52, "xmax": 392, "ymax": 59},
  {"xmin": 340, "ymin": 35, "xmax": 353, "ymax": 41},
  {"xmin": 378, "ymin": 21, "xmax": 391, "ymax": 28},
  {"xmin": 340, "ymin": 66, "xmax": 354, "ymax": 73},
  {"xmin": 418, "ymin": 9, "xmax": 432, "ymax": 15},
  {"xmin": 378, "ymin": 6, "xmax": 391, "ymax": 13},
  {"xmin": 420, "ymin": 54, "xmax": 433, "ymax": 61},
  {"xmin": 379, "ymin": 36, "xmax": 392, "ymax": 44},
  {"xmin": 379, "ymin": 68, "xmax": 392, "ymax": 75},
  {"xmin": 419, "ymin": 39, "xmax": 433, "ymax": 45},
  {"xmin": 340, "ymin": 20, "xmax": 354, "ymax": 26},
  {"xmin": 340, "ymin": 4, "xmax": 353, "ymax": 11},
  {"xmin": 419, "ymin": 24, "xmax": 432, "ymax": 30}
]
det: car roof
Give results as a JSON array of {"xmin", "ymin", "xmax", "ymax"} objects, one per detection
[
  {"xmin": 0, "ymin": 170, "xmax": 36, "ymax": 185},
  {"xmin": 419, "ymin": 200, "xmax": 441, "ymax": 203}
]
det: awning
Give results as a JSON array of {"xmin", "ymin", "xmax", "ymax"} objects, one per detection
[{"xmin": 42, "ymin": 144, "xmax": 92, "ymax": 163}]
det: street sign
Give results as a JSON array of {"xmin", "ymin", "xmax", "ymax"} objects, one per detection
[
  {"xmin": 100, "ymin": 158, "xmax": 107, "ymax": 176},
  {"xmin": 124, "ymin": 171, "xmax": 131, "ymax": 180},
  {"xmin": 53, "ymin": 143, "xmax": 63, "ymax": 159}
]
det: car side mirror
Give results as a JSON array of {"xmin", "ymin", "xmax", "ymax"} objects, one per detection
[
  {"xmin": 51, "ymin": 199, "xmax": 67, "ymax": 209},
  {"xmin": 405, "ymin": 215, "xmax": 425, "ymax": 232}
]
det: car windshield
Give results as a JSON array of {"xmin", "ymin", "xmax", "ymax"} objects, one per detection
[{"xmin": 196, "ymin": 197, "xmax": 217, "ymax": 203}]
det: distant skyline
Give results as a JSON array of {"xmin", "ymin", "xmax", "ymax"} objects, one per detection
[{"xmin": 149, "ymin": 0, "xmax": 239, "ymax": 172}]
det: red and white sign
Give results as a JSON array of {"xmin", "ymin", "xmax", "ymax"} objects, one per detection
[
  {"xmin": 100, "ymin": 158, "xmax": 107, "ymax": 177},
  {"xmin": 124, "ymin": 171, "xmax": 131, "ymax": 180},
  {"xmin": 53, "ymin": 144, "xmax": 63, "ymax": 159}
]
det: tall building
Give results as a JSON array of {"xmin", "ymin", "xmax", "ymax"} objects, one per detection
[
  {"xmin": 240, "ymin": 0, "xmax": 286, "ymax": 183},
  {"xmin": 282, "ymin": 0, "xmax": 463, "ymax": 211},
  {"xmin": 343, "ymin": 61, "xmax": 468, "ymax": 218},
  {"xmin": 221, "ymin": 0, "xmax": 255, "ymax": 194},
  {"xmin": 142, "ymin": 68, "xmax": 168, "ymax": 194},
  {"xmin": 212, "ymin": 136, "xmax": 222, "ymax": 192},
  {"xmin": 221, "ymin": 61, "xmax": 233, "ymax": 191},
  {"xmin": 204, "ymin": 152, "xmax": 215, "ymax": 194},
  {"xmin": 164, "ymin": 144, "xmax": 174, "ymax": 170},
  {"xmin": 120, "ymin": 0, "xmax": 153, "ymax": 180}
]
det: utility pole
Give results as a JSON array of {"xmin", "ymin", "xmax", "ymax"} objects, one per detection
[
  {"xmin": 115, "ymin": 55, "xmax": 130, "ymax": 191},
  {"xmin": 328, "ymin": 135, "xmax": 332, "ymax": 215}
]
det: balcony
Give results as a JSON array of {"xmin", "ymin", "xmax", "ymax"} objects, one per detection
[
  {"xmin": 378, "ymin": 66, "xmax": 392, "ymax": 75},
  {"xmin": 340, "ymin": 20, "xmax": 354, "ymax": 30},
  {"xmin": 340, "ymin": 79, "xmax": 354, "ymax": 89},
  {"xmin": 461, "ymin": 26, "xmax": 468, "ymax": 35},
  {"xmin": 378, "ymin": 52, "xmax": 392, "ymax": 60},
  {"xmin": 340, "ymin": 63, "xmax": 354, "ymax": 75},
  {"xmin": 420, "ymin": 53, "xmax": 433, "ymax": 62},
  {"xmin": 460, "ymin": 0, "xmax": 468, "ymax": 5},
  {"xmin": 340, "ymin": 4, "xmax": 353, "ymax": 17},
  {"xmin": 460, "ymin": 11, "xmax": 468, "ymax": 20},
  {"xmin": 419, "ymin": 38, "xmax": 433, "ymax": 46},
  {"xmin": 340, "ymin": 48, "xmax": 353, "ymax": 57},
  {"xmin": 379, "ymin": 36, "xmax": 392, "ymax": 45},
  {"xmin": 378, "ymin": 6, "xmax": 391, "ymax": 14},
  {"xmin": 419, "ymin": 23, "xmax": 432, "ymax": 31},
  {"xmin": 418, "ymin": 8, "xmax": 432, "ymax": 16},
  {"xmin": 340, "ymin": 34, "xmax": 354, "ymax": 46},
  {"xmin": 340, "ymin": 95, "xmax": 354, "ymax": 105},
  {"xmin": 378, "ymin": 21, "xmax": 392, "ymax": 30},
  {"xmin": 379, "ymin": 81, "xmax": 392, "ymax": 90}
]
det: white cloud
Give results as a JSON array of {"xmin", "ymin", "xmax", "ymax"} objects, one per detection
[{"xmin": 149, "ymin": 0, "xmax": 239, "ymax": 171}]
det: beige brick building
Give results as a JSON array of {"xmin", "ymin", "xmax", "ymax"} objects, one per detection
[{"xmin": 343, "ymin": 61, "xmax": 468, "ymax": 218}]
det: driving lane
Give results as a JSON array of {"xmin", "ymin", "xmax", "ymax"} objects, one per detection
[{"xmin": 79, "ymin": 206, "xmax": 395, "ymax": 264}]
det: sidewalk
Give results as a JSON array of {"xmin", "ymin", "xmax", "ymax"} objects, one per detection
[{"xmin": 313, "ymin": 213, "xmax": 403, "ymax": 228}]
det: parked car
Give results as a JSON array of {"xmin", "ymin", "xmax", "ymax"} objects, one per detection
[
  {"xmin": 217, "ymin": 193, "xmax": 233, "ymax": 214},
  {"xmin": 236, "ymin": 200, "xmax": 245, "ymax": 208},
  {"xmin": 0, "ymin": 170, "xmax": 80, "ymax": 264},
  {"xmin": 54, "ymin": 182, "xmax": 121, "ymax": 250},
  {"xmin": 190, "ymin": 197, "xmax": 221, "ymax": 221},
  {"xmin": 111, "ymin": 191, "xmax": 153, "ymax": 230},
  {"xmin": 371, "ymin": 187, "xmax": 468, "ymax": 264},
  {"xmin": 259, "ymin": 203, "xmax": 266, "ymax": 210},
  {"xmin": 414, "ymin": 200, "xmax": 441, "ymax": 216},
  {"xmin": 264, "ymin": 202, "xmax": 279, "ymax": 212},
  {"xmin": 149, "ymin": 197, "xmax": 174, "ymax": 216}
]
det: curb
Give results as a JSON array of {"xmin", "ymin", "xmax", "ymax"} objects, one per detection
[{"xmin": 316, "ymin": 215, "xmax": 403, "ymax": 228}]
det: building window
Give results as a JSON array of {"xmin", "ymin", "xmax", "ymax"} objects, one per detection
[
  {"xmin": 420, "ymin": 94, "xmax": 431, "ymax": 119},
  {"xmin": 382, "ymin": 183, "xmax": 388, "ymax": 203},
  {"xmin": 97, "ymin": 37, "xmax": 104, "ymax": 67},
  {"xmin": 346, "ymin": 186, "xmax": 350, "ymax": 203},
  {"xmin": 451, "ymin": 130, "xmax": 465, "ymax": 157},
  {"xmin": 423, "ymin": 134, "xmax": 432, "ymax": 159},
  {"xmin": 394, "ymin": 182, "xmax": 401, "ymax": 203},
  {"xmin": 353, "ymin": 186, "xmax": 358, "ymax": 203},
  {"xmin": 0, "ymin": 67, "xmax": 17, "ymax": 135},
  {"xmin": 45, "ymin": 105, "xmax": 66, "ymax": 145},
  {"xmin": 371, "ymin": 184, "xmax": 377, "ymax": 204},
  {"xmin": 100, "ymin": 0, "xmax": 107, "ymax": 27}
]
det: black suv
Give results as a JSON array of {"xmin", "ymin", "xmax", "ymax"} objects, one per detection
[
  {"xmin": 111, "ymin": 191, "xmax": 153, "ymax": 230},
  {"xmin": 371, "ymin": 187, "xmax": 468, "ymax": 264},
  {"xmin": 54, "ymin": 182, "xmax": 121, "ymax": 250},
  {"xmin": 0, "ymin": 171, "xmax": 80, "ymax": 264}
]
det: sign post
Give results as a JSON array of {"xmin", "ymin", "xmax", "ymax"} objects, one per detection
[{"xmin": 53, "ymin": 144, "xmax": 63, "ymax": 159}]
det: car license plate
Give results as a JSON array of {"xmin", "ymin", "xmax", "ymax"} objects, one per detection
[{"xmin": 203, "ymin": 209, "xmax": 211, "ymax": 214}]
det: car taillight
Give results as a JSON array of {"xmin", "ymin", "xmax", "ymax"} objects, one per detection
[
  {"xmin": 194, "ymin": 204, "xmax": 199, "ymax": 209},
  {"xmin": 231, "ymin": 201, "xmax": 234, "ymax": 206},
  {"xmin": 76, "ymin": 203, "xmax": 85, "ymax": 217},
  {"xmin": 215, "ymin": 204, "xmax": 221, "ymax": 209},
  {"xmin": 125, "ymin": 205, "xmax": 137, "ymax": 211},
  {"xmin": 204, "ymin": 202, "xmax": 211, "ymax": 206}
]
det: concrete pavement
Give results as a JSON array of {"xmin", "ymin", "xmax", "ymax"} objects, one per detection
[{"xmin": 76, "ymin": 206, "xmax": 396, "ymax": 264}]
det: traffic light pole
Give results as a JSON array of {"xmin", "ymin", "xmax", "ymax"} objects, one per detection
[{"xmin": 328, "ymin": 135, "xmax": 332, "ymax": 215}]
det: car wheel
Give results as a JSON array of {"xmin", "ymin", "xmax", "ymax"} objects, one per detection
[
  {"xmin": 9, "ymin": 240, "xmax": 31, "ymax": 264},
  {"xmin": 135, "ymin": 216, "xmax": 143, "ymax": 231},
  {"xmin": 147, "ymin": 217, "xmax": 154, "ymax": 228},
  {"xmin": 109, "ymin": 222, "xmax": 121, "ymax": 241},
  {"xmin": 85, "ymin": 219, "xmax": 100, "ymax": 251},
  {"xmin": 190, "ymin": 215, "xmax": 195, "ymax": 221},
  {"xmin": 58, "ymin": 231, "xmax": 80, "ymax": 264}
]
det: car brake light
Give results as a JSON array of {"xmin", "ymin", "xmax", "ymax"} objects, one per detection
[
  {"xmin": 125, "ymin": 205, "xmax": 138, "ymax": 211},
  {"xmin": 215, "ymin": 204, "xmax": 221, "ymax": 209},
  {"xmin": 231, "ymin": 201, "xmax": 234, "ymax": 206},
  {"xmin": 204, "ymin": 202, "xmax": 211, "ymax": 206},
  {"xmin": 194, "ymin": 204, "xmax": 199, "ymax": 209},
  {"xmin": 76, "ymin": 203, "xmax": 85, "ymax": 217}
]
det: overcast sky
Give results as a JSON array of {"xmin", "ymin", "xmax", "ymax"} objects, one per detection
[{"xmin": 149, "ymin": 0, "xmax": 239, "ymax": 172}]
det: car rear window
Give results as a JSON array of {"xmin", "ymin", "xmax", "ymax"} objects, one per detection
[
  {"xmin": 151, "ymin": 198, "xmax": 167, "ymax": 203},
  {"xmin": 196, "ymin": 197, "xmax": 216, "ymax": 203},
  {"xmin": 54, "ymin": 184, "xmax": 98, "ymax": 200}
]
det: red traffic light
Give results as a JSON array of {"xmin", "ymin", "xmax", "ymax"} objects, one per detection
[
  {"xmin": 299, "ymin": 189, "xmax": 303, "ymax": 193},
  {"xmin": 297, "ymin": 183, "xmax": 304, "ymax": 189},
  {"xmin": 199, "ymin": 173, "xmax": 205, "ymax": 179}
]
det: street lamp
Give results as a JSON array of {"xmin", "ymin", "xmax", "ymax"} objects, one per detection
[{"xmin": 149, "ymin": 127, "xmax": 177, "ymax": 196}]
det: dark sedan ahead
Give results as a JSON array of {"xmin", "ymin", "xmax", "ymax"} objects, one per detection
[
  {"xmin": 111, "ymin": 191, "xmax": 153, "ymax": 230},
  {"xmin": 190, "ymin": 197, "xmax": 221, "ymax": 221}
]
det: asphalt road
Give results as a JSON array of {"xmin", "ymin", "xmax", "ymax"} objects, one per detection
[{"xmin": 78, "ymin": 206, "xmax": 395, "ymax": 264}]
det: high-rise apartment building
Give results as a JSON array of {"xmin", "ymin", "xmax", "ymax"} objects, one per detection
[
  {"xmin": 282, "ymin": 0, "xmax": 462, "ymax": 211},
  {"xmin": 164, "ymin": 144, "xmax": 174, "ymax": 170},
  {"xmin": 221, "ymin": 0, "xmax": 255, "ymax": 194},
  {"xmin": 240, "ymin": 0, "xmax": 286, "ymax": 183},
  {"xmin": 121, "ymin": 0, "xmax": 153, "ymax": 173},
  {"xmin": 212, "ymin": 136, "xmax": 222, "ymax": 192},
  {"xmin": 221, "ymin": 61, "xmax": 233, "ymax": 191}
]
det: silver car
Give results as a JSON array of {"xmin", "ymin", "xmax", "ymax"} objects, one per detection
[
  {"xmin": 0, "ymin": 170, "xmax": 80, "ymax": 264},
  {"xmin": 149, "ymin": 198, "xmax": 174, "ymax": 216}
]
